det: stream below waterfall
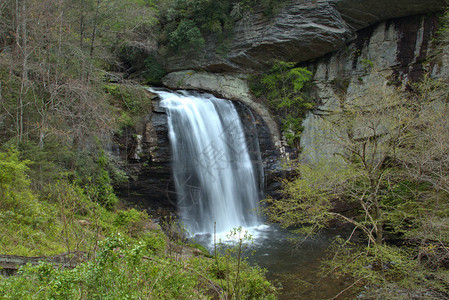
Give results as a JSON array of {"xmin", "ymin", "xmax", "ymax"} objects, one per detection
[
  {"xmin": 193, "ymin": 225, "xmax": 354, "ymax": 299},
  {"xmin": 248, "ymin": 228, "xmax": 355, "ymax": 299}
]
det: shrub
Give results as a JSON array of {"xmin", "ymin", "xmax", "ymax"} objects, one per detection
[
  {"xmin": 169, "ymin": 20, "xmax": 205, "ymax": 51},
  {"xmin": 250, "ymin": 60, "xmax": 314, "ymax": 147}
]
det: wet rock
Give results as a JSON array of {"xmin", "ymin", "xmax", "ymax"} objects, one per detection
[
  {"xmin": 233, "ymin": 101, "xmax": 282, "ymax": 198},
  {"xmin": 115, "ymin": 99, "xmax": 176, "ymax": 211}
]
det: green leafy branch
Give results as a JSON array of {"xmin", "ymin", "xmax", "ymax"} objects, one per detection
[{"xmin": 250, "ymin": 60, "xmax": 314, "ymax": 147}]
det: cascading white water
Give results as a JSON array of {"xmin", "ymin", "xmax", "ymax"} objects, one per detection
[{"xmin": 153, "ymin": 89, "xmax": 261, "ymax": 235}]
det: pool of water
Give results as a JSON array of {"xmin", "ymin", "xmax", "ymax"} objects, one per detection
[{"xmin": 193, "ymin": 225, "xmax": 355, "ymax": 299}]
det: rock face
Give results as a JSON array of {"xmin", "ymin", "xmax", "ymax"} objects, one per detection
[
  {"xmin": 232, "ymin": 101, "xmax": 287, "ymax": 198},
  {"xmin": 300, "ymin": 13, "xmax": 447, "ymax": 162},
  {"xmin": 165, "ymin": 0, "xmax": 445, "ymax": 73},
  {"xmin": 115, "ymin": 98, "xmax": 176, "ymax": 213}
]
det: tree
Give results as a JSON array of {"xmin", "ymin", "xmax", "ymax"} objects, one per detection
[
  {"xmin": 0, "ymin": 146, "xmax": 33, "ymax": 206},
  {"xmin": 267, "ymin": 77, "xmax": 417, "ymax": 242},
  {"xmin": 0, "ymin": 0, "xmax": 158, "ymax": 150},
  {"xmin": 263, "ymin": 75, "xmax": 449, "ymax": 297}
]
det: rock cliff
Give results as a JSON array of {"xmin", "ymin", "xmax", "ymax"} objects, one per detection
[
  {"xmin": 165, "ymin": 0, "xmax": 445, "ymax": 73},
  {"xmin": 162, "ymin": 7, "xmax": 448, "ymax": 162},
  {"xmin": 115, "ymin": 96, "xmax": 176, "ymax": 213},
  {"xmin": 300, "ymin": 13, "xmax": 448, "ymax": 161}
]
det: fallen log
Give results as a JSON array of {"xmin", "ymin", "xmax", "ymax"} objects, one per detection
[{"xmin": 0, "ymin": 251, "xmax": 87, "ymax": 273}]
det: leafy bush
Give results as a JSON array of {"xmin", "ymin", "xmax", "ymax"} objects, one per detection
[
  {"xmin": 144, "ymin": 55, "xmax": 167, "ymax": 84},
  {"xmin": 0, "ymin": 232, "xmax": 276, "ymax": 299},
  {"xmin": 71, "ymin": 148, "xmax": 119, "ymax": 209},
  {"xmin": 114, "ymin": 208, "xmax": 142, "ymax": 227},
  {"xmin": 250, "ymin": 60, "xmax": 314, "ymax": 147},
  {"xmin": 169, "ymin": 19, "xmax": 205, "ymax": 51},
  {"xmin": 105, "ymin": 83, "xmax": 153, "ymax": 115},
  {"xmin": 0, "ymin": 147, "xmax": 34, "ymax": 210},
  {"xmin": 0, "ymin": 148, "xmax": 65, "ymax": 255},
  {"xmin": 141, "ymin": 230, "xmax": 167, "ymax": 255}
]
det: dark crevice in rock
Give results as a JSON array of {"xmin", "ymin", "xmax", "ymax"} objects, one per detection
[
  {"xmin": 233, "ymin": 100, "xmax": 284, "ymax": 199},
  {"xmin": 351, "ymin": 25, "xmax": 376, "ymax": 69},
  {"xmin": 394, "ymin": 13, "xmax": 439, "ymax": 84},
  {"xmin": 115, "ymin": 100, "xmax": 176, "ymax": 214}
]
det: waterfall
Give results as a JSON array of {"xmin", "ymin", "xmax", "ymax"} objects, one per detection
[{"xmin": 153, "ymin": 89, "xmax": 262, "ymax": 235}]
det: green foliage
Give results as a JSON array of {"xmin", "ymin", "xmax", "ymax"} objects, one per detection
[
  {"xmin": 117, "ymin": 111, "xmax": 135, "ymax": 129},
  {"xmin": 250, "ymin": 60, "xmax": 314, "ymax": 147},
  {"xmin": 0, "ymin": 147, "xmax": 33, "ymax": 206},
  {"xmin": 189, "ymin": 242, "xmax": 212, "ymax": 257},
  {"xmin": 0, "ymin": 231, "xmax": 276, "ymax": 299},
  {"xmin": 105, "ymin": 83, "xmax": 153, "ymax": 115},
  {"xmin": 163, "ymin": 0, "xmax": 232, "ymax": 35},
  {"xmin": 105, "ymin": 83, "xmax": 153, "ymax": 135},
  {"xmin": 206, "ymin": 227, "xmax": 277, "ymax": 299},
  {"xmin": 85, "ymin": 150, "xmax": 119, "ymax": 209},
  {"xmin": 0, "ymin": 147, "xmax": 52, "ymax": 229},
  {"xmin": 141, "ymin": 230, "xmax": 167, "ymax": 255},
  {"xmin": 430, "ymin": 9, "xmax": 449, "ymax": 60},
  {"xmin": 169, "ymin": 19, "xmax": 205, "ymax": 51},
  {"xmin": 321, "ymin": 239, "xmax": 433, "ymax": 298},
  {"xmin": 360, "ymin": 58, "xmax": 374, "ymax": 70},
  {"xmin": 144, "ymin": 55, "xmax": 167, "ymax": 84},
  {"xmin": 114, "ymin": 208, "xmax": 142, "ymax": 226},
  {"xmin": 161, "ymin": 0, "xmax": 285, "ymax": 55},
  {"xmin": 0, "ymin": 234, "xmax": 198, "ymax": 299},
  {"xmin": 0, "ymin": 147, "xmax": 63, "ymax": 255},
  {"xmin": 0, "ymin": 146, "xmax": 139, "ymax": 256},
  {"xmin": 263, "ymin": 160, "xmax": 356, "ymax": 236},
  {"xmin": 208, "ymin": 256, "xmax": 276, "ymax": 299}
]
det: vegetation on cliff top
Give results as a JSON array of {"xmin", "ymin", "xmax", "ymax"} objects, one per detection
[{"xmin": 156, "ymin": 0, "xmax": 286, "ymax": 56}]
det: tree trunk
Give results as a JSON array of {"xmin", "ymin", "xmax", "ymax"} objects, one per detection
[
  {"xmin": 16, "ymin": 0, "xmax": 28, "ymax": 143},
  {"xmin": 89, "ymin": 0, "xmax": 100, "ymax": 60}
]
